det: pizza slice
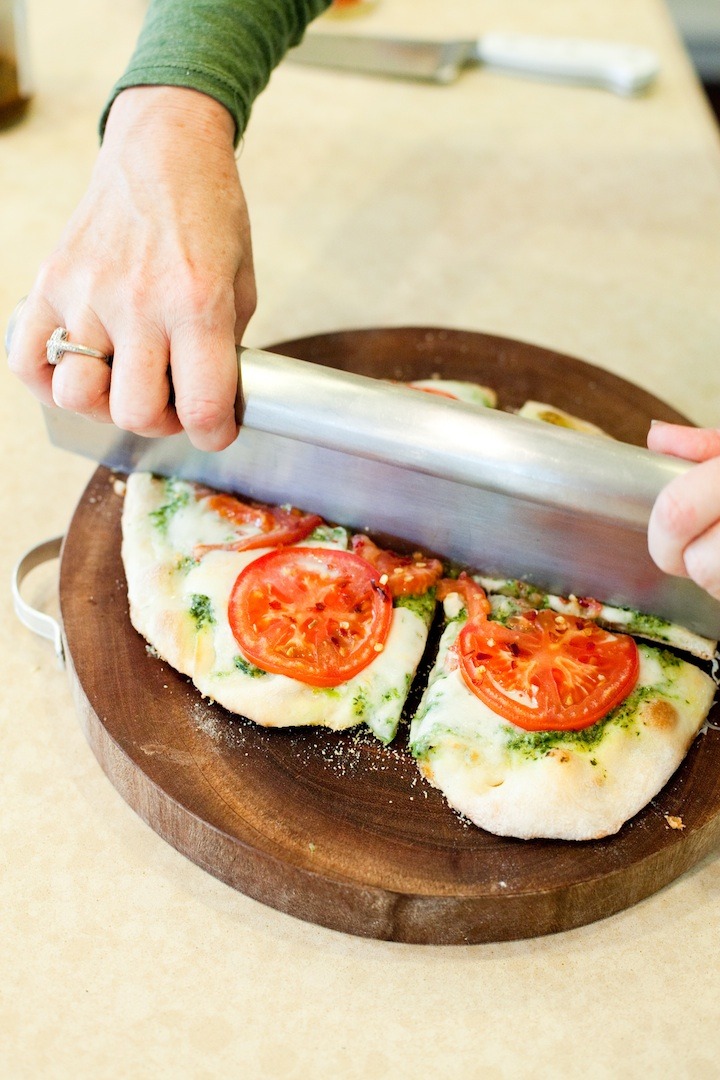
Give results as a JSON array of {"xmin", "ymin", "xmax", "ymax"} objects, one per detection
[
  {"xmin": 474, "ymin": 574, "xmax": 717, "ymax": 661},
  {"xmin": 121, "ymin": 473, "xmax": 441, "ymax": 744},
  {"xmin": 517, "ymin": 400, "xmax": 610, "ymax": 436},
  {"xmin": 406, "ymin": 379, "xmax": 497, "ymax": 407},
  {"xmin": 409, "ymin": 574, "xmax": 716, "ymax": 840}
]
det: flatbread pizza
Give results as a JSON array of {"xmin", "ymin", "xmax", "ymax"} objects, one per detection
[
  {"xmin": 409, "ymin": 575, "xmax": 716, "ymax": 840},
  {"xmin": 121, "ymin": 473, "xmax": 440, "ymax": 745},
  {"xmin": 119, "ymin": 377, "xmax": 717, "ymax": 842},
  {"xmin": 516, "ymin": 400, "xmax": 610, "ymax": 436}
]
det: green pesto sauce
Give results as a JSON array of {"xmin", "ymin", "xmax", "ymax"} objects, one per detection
[
  {"xmin": 150, "ymin": 478, "xmax": 190, "ymax": 534},
  {"xmin": 504, "ymin": 684, "xmax": 657, "ymax": 759},
  {"xmin": 446, "ymin": 605, "xmax": 468, "ymax": 624},
  {"xmin": 493, "ymin": 578, "xmax": 550, "ymax": 608},
  {"xmin": 618, "ymin": 609, "xmax": 673, "ymax": 642},
  {"xmin": 233, "ymin": 656, "xmax": 268, "ymax": 678},
  {"xmin": 395, "ymin": 588, "xmax": 436, "ymax": 624},
  {"xmin": 176, "ymin": 554, "xmax": 200, "ymax": 574},
  {"xmin": 308, "ymin": 525, "xmax": 347, "ymax": 544},
  {"xmin": 382, "ymin": 686, "xmax": 401, "ymax": 704},
  {"xmin": 654, "ymin": 646, "xmax": 685, "ymax": 671},
  {"xmin": 189, "ymin": 593, "xmax": 215, "ymax": 630},
  {"xmin": 352, "ymin": 689, "xmax": 369, "ymax": 718}
]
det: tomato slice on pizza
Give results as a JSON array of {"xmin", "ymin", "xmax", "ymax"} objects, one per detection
[
  {"xmin": 229, "ymin": 547, "xmax": 393, "ymax": 687},
  {"xmin": 194, "ymin": 493, "xmax": 323, "ymax": 558},
  {"xmin": 441, "ymin": 576, "xmax": 639, "ymax": 731},
  {"xmin": 350, "ymin": 534, "xmax": 443, "ymax": 597},
  {"xmin": 201, "ymin": 493, "xmax": 277, "ymax": 532}
]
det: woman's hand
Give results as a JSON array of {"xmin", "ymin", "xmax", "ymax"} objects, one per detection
[
  {"xmin": 647, "ymin": 421, "xmax": 720, "ymax": 600},
  {"xmin": 7, "ymin": 85, "xmax": 256, "ymax": 451}
]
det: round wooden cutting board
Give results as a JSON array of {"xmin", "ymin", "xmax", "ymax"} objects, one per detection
[{"xmin": 59, "ymin": 327, "xmax": 720, "ymax": 944}]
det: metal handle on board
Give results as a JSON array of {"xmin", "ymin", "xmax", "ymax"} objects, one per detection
[{"xmin": 11, "ymin": 536, "xmax": 65, "ymax": 666}]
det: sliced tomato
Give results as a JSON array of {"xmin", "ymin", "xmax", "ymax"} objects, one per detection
[
  {"xmin": 456, "ymin": 608, "xmax": 639, "ymax": 731},
  {"xmin": 194, "ymin": 498, "xmax": 323, "ymax": 559},
  {"xmin": 201, "ymin": 493, "xmax": 276, "ymax": 532},
  {"xmin": 437, "ymin": 573, "xmax": 491, "ymax": 619},
  {"xmin": 228, "ymin": 547, "xmax": 393, "ymax": 687},
  {"xmin": 350, "ymin": 534, "xmax": 443, "ymax": 597},
  {"xmin": 224, "ymin": 506, "xmax": 323, "ymax": 554},
  {"xmin": 409, "ymin": 385, "xmax": 458, "ymax": 400}
]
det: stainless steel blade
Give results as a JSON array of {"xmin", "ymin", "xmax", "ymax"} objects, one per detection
[
  {"xmin": 286, "ymin": 33, "xmax": 474, "ymax": 83},
  {"xmin": 44, "ymin": 346, "xmax": 720, "ymax": 640}
]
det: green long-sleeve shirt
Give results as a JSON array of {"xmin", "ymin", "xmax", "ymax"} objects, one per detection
[{"xmin": 101, "ymin": 0, "xmax": 332, "ymax": 142}]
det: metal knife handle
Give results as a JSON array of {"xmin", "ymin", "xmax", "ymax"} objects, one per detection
[
  {"xmin": 238, "ymin": 347, "xmax": 687, "ymax": 529},
  {"xmin": 474, "ymin": 33, "xmax": 660, "ymax": 95}
]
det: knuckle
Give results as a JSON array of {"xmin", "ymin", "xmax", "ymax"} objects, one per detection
[
  {"xmin": 111, "ymin": 400, "xmax": 162, "ymax": 434},
  {"xmin": 54, "ymin": 382, "xmax": 103, "ymax": 414},
  {"xmin": 171, "ymin": 270, "xmax": 236, "ymax": 329},
  {"xmin": 684, "ymin": 541, "xmax": 720, "ymax": 598},
  {"xmin": 33, "ymin": 254, "xmax": 66, "ymax": 294},
  {"xmin": 174, "ymin": 270, "xmax": 222, "ymax": 315},
  {"xmin": 176, "ymin": 394, "xmax": 227, "ymax": 433},
  {"xmin": 176, "ymin": 396, "xmax": 236, "ymax": 451},
  {"xmin": 653, "ymin": 483, "xmax": 695, "ymax": 539}
]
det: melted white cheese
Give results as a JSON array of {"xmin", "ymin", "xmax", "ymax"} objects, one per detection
[
  {"xmin": 409, "ymin": 599, "xmax": 716, "ymax": 840},
  {"xmin": 122, "ymin": 473, "xmax": 433, "ymax": 743}
]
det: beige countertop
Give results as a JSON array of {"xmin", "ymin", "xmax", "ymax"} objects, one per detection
[{"xmin": 2, "ymin": 1, "xmax": 720, "ymax": 1076}]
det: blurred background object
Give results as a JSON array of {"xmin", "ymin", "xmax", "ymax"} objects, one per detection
[
  {"xmin": 667, "ymin": 0, "xmax": 720, "ymax": 120},
  {"xmin": 0, "ymin": 0, "xmax": 31, "ymax": 130},
  {"xmin": 326, "ymin": 0, "xmax": 381, "ymax": 17}
]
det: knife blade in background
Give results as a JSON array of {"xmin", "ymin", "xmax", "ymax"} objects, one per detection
[
  {"xmin": 43, "ymin": 346, "xmax": 720, "ymax": 639},
  {"xmin": 286, "ymin": 31, "xmax": 660, "ymax": 95}
]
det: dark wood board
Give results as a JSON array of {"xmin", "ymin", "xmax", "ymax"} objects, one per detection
[{"xmin": 58, "ymin": 327, "xmax": 720, "ymax": 944}]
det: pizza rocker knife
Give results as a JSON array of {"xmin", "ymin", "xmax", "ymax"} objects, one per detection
[{"xmin": 42, "ymin": 346, "xmax": 720, "ymax": 640}]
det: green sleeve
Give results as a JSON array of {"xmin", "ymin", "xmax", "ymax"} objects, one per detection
[{"xmin": 100, "ymin": 0, "xmax": 332, "ymax": 143}]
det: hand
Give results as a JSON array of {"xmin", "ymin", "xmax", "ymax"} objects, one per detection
[
  {"xmin": 647, "ymin": 421, "xmax": 720, "ymax": 600},
  {"xmin": 7, "ymin": 86, "xmax": 256, "ymax": 451}
]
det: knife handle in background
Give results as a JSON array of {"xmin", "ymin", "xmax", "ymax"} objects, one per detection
[{"xmin": 475, "ymin": 33, "xmax": 660, "ymax": 95}]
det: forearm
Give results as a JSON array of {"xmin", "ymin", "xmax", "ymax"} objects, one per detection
[{"xmin": 100, "ymin": 0, "xmax": 332, "ymax": 143}]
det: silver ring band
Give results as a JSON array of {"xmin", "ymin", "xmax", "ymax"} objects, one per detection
[{"xmin": 46, "ymin": 327, "xmax": 112, "ymax": 366}]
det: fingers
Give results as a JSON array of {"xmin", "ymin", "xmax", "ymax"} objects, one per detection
[
  {"xmin": 683, "ymin": 521, "xmax": 720, "ymax": 601},
  {"xmin": 8, "ymin": 86, "xmax": 254, "ymax": 451},
  {"xmin": 49, "ymin": 306, "xmax": 114, "ymax": 421},
  {"xmin": 648, "ymin": 456, "xmax": 720, "ymax": 598},
  {"xmin": 647, "ymin": 421, "xmax": 720, "ymax": 462},
  {"xmin": 6, "ymin": 292, "xmax": 58, "ymax": 406},
  {"xmin": 169, "ymin": 293, "xmax": 240, "ymax": 452},
  {"xmin": 7, "ymin": 291, "xmax": 115, "ymax": 419}
]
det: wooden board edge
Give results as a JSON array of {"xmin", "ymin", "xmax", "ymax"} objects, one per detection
[{"xmin": 64, "ymin": 642, "xmax": 720, "ymax": 945}]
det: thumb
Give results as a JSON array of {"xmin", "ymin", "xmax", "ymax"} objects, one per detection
[{"xmin": 647, "ymin": 421, "xmax": 720, "ymax": 463}]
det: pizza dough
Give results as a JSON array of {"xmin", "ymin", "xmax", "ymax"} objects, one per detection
[
  {"xmin": 121, "ymin": 473, "xmax": 436, "ymax": 744},
  {"xmin": 409, "ymin": 586, "xmax": 716, "ymax": 840},
  {"xmin": 118, "ymin": 369, "xmax": 718, "ymax": 842}
]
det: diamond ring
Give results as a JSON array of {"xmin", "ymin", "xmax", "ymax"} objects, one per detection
[{"xmin": 46, "ymin": 327, "xmax": 112, "ymax": 366}]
